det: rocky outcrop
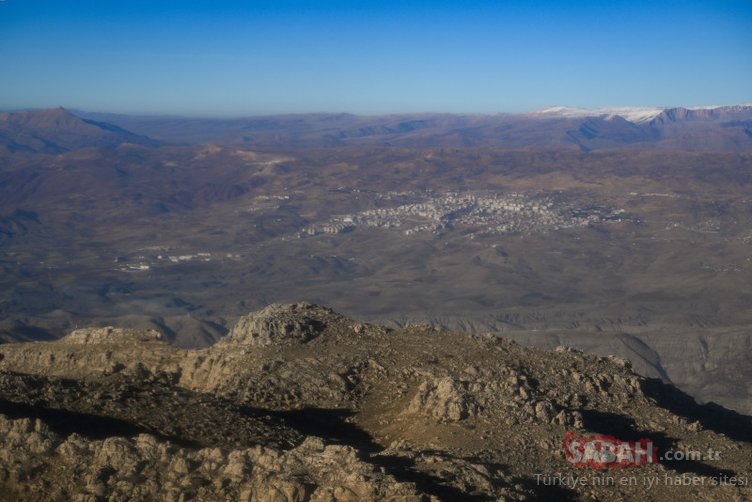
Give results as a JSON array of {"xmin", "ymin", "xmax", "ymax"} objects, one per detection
[
  {"xmin": 63, "ymin": 327, "xmax": 164, "ymax": 345},
  {"xmin": 404, "ymin": 364, "xmax": 585, "ymax": 427},
  {"xmin": 221, "ymin": 303, "xmax": 336, "ymax": 347},
  {"xmin": 0, "ymin": 415, "xmax": 422, "ymax": 502},
  {"xmin": 407, "ymin": 376, "xmax": 478, "ymax": 422},
  {"xmin": 0, "ymin": 304, "xmax": 750, "ymax": 501}
]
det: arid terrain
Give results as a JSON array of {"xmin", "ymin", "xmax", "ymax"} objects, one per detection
[
  {"xmin": 0, "ymin": 304, "xmax": 749, "ymax": 501},
  {"xmin": 2, "ymin": 107, "xmax": 752, "ymax": 414},
  {"xmin": 0, "ymin": 106, "xmax": 751, "ymax": 499}
]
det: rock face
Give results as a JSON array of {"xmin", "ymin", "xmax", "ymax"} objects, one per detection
[
  {"xmin": 405, "ymin": 369, "xmax": 584, "ymax": 428},
  {"xmin": 0, "ymin": 304, "xmax": 750, "ymax": 501},
  {"xmin": 222, "ymin": 303, "xmax": 334, "ymax": 347},
  {"xmin": 0, "ymin": 416, "xmax": 421, "ymax": 502},
  {"xmin": 407, "ymin": 376, "xmax": 477, "ymax": 422},
  {"xmin": 63, "ymin": 327, "xmax": 164, "ymax": 345}
]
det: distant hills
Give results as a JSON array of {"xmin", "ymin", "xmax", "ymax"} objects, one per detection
[
  {"xmin": 1, "ymin": 105, "xmax": 750, "ymax": 154},
  {"xmin": 0, "ymin": 107, "xmax": 159, "ymax": 155},
  {"xmin": 73, "ymin": 104, "xmax": 752, "ymax": 152}
]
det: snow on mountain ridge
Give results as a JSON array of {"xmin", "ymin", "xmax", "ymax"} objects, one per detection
[
  {"xmin": 532, "ymin": 106, "xmax": 664, "ymax": 123},
  {"xmin": 531, "ymin": 105, "xmax": 752, "ymax": 123}
]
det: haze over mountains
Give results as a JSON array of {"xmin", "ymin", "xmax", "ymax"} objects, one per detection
[
  {"xmin": 74, "ymin": 104, "xmax": 752, "ymax": 151},
  {"xmin": 2, "ymin": 105, "xmax": 750, "ymax": 154}
]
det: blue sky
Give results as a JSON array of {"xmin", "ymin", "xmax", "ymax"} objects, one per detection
[{"xmin": 1, "ymin": 0, "xmax": 750, "ymax": 116}]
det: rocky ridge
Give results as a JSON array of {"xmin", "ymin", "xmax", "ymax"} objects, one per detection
[{"xmin": 0, "ymin": 303, "xmax": 750, "ymax": 501}]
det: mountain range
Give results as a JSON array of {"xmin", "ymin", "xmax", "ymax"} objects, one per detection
[
  {"xmin": 1, "ymin": 105, "xmax": 750, "ymax": 154},
  {"xmin": 72, "ymin": 104, "xmax": 752, "ymax": 151}
]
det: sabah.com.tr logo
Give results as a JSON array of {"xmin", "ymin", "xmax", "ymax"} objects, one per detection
[{"xmin": 563, "ymin": 433, "xmax": 658, "ymax": 469}]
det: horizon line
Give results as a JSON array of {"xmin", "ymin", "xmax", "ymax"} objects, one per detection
[{"xmin": 2, "ymin": 103, "xmax": 752, "ymax": 120}]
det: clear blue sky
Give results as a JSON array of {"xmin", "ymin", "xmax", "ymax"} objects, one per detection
[{"xmin": 1, "ymin": 0, "xmax": 750, "ymax": 116}]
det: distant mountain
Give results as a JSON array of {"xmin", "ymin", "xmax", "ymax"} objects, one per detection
[
  {"xmin": 76, "ymin": 105, "xmax": 752, "ymax": 152},
  {"xmin": 3, "ymin": 105, "xmax": 749, "ymax": 153},
  {"xmin": 0, "ymin": 107, "xmax": 159, "ymax": 154},
  {"xmin": 531, "ymin": 105, "xmax": 665, "ymax": 122},
  {"xmin": 642, "ymin": 106, "xmax": 752, "ymax": 151}
]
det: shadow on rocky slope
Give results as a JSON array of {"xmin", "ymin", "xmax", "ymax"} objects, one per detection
[
  {"xmin": 581, "ymin": 409, "xmax": 738, "ymax": 479},
  {"xmin": 640, "ymin": 378, "xmax": 752, "ymax": 443},
  {"xmin": 0, "ymin": 398, "xmax": 199, "ymax": 447},
  {"xmin": 269, "ymin": 407, "xmax": 577, "ymax": 501}
]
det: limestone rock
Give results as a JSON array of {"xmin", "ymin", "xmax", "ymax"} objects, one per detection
[
  {"xmin": 0, "ymin": 414, "xmax": 423, "ymax": 502},
  {"xmin": 407, "ymin": 376, "xmax": 478, "ymax": 422},
  {"xmin": 63, "ymin": 327, "xmax": 163, "ymax": 345},
  {"xmin": 0, "ymin": 304, "xmax": 749, "ymax": 501},
  {"xmin": 223, "ymin": 303, "xmax": 334, "ymax": 347}
]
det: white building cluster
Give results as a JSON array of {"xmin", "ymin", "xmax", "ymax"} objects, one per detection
[{"xmin": 300, "ymin": 191, "xmax": 630, "ymax": 238}]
